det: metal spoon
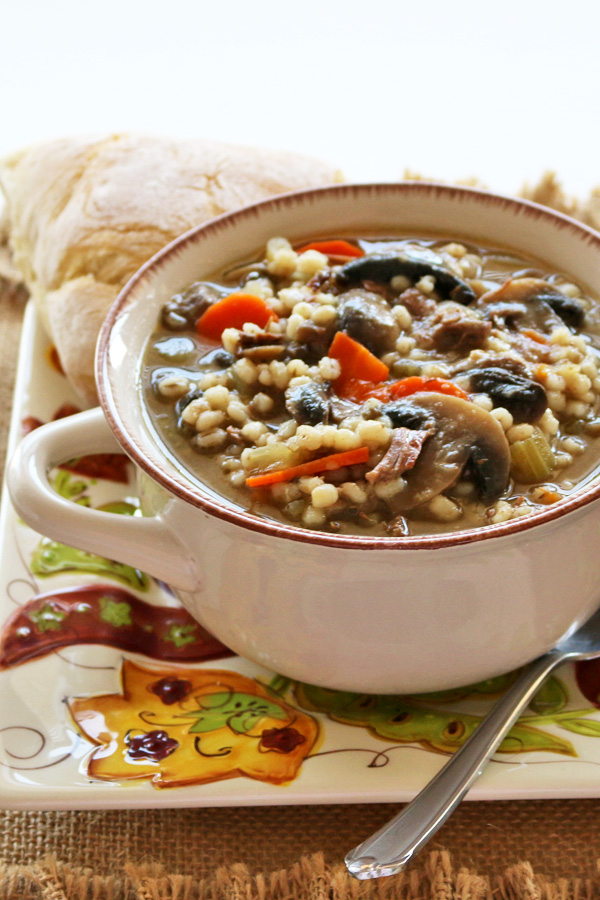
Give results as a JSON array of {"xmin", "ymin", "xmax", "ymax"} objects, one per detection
[{"xmin": 345, "ymin": 605, "xmax": 600, "ymax": 880}]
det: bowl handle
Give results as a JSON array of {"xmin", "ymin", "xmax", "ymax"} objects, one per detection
[{"xmin": 7, "ymin": 407, "xmax": 199, "ymax": 591}]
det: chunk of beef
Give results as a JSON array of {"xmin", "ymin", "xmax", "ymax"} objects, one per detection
[
  {"xmin": 161, "ymin": 282, "xmax": 225, "ymax": 330},
  {"xmin": 397, "ymin": 288, "xmax": 437, "ymax": 318},
  {"xmin": 366, "ymin": 427, "xmax": 431, "ymax": 484},
  {"xmin": 413, "ymin": 302, "xmax": 491, "ymax": 353},
  {"xmin": 337, "ymin": 289, "xmax": 399, "ymax": 355},
  {"xmin": 288, "ymin": 321, "xmax": 334, "ymax": 363}
]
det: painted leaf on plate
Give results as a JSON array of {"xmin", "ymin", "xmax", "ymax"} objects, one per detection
[
  {"xmin": 294, "ymin": 683, "xmax": 576, "ymax": 756},
  {"xmin": 30, "ymin": 537, "xmax": 150, "ymax": 591},
  {"xmin": 179, "ymin": 691, "xmax": 288, "ymax": 735}
]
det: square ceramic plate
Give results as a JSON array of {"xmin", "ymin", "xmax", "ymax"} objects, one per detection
[{"xmin": 2, "ymin": 302, "xmax": 600, "ymax": 810}]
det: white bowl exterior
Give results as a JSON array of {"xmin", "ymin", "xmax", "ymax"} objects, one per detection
[
  {"xmin": 97, "ymin": 183, "xmax": 600, "ymax": 693},
  {"xmin": 141, "ymin": 476, "xmax": 600, "ymax": 694}
]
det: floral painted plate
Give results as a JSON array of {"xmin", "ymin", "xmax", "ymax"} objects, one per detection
[{"xmin": 2, "ymin": 302, "xmax": 600, "ymax": 810}]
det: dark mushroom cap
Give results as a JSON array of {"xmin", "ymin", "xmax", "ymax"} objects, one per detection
[
  {"xmin": 285, "ymin": 381, "xmax": 330, "ymax": 426},
  {"xmin": 199, "ymin": 347, "xmax": 235, "ymax": 368},
  {"xmin": 174, "ymin": 387, "xmax": 204, "ymax": 437},
  {"xmin": 465, "ymin": 367, "xmax": 548, "ymax": 423},
  {"xmin": 336, "ymin": 252, "xmax": 477, "ymax": 304},
  {"xmin": 380, "ymin": 400, "xmax": 436, "ymax": 431}
]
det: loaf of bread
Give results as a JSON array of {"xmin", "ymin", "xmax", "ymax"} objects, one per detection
[
  {"xmin": 0, "ymin": 134, "xmax": 341, "ymax": 404},
  {"xmin": 0, "ymin": 209, "xmax": 26, "ymax": 302}
]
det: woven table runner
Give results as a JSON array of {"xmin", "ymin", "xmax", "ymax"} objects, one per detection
[
  {"xmin": 1, "ymin": 176, "xmax": 600, "ymax": 898},
  {"xmin": 3, "ymin": 850, "xmax": 600, "ymax": 900}
]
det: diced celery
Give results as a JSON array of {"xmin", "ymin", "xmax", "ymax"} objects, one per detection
[
  {"xmin": 391, "ymin": 359, "xmax": 423, "ymax": 378},
  {"xmin": 243, "ymin": 443, "xmax": 298, "ymax": 475},
  {"xmin": 510, "ymin": 428, "xmax": 556, "ymax": 483}
]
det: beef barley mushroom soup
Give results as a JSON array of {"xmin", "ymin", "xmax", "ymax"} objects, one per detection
[{"xmin": 141, "ymin": 235, "xmax": 600, "ymax": 537}]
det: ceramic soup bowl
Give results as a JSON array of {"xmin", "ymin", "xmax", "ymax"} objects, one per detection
[{"xmin": 8, "ymin": 182, "xmax": 600, "ymax": 694}]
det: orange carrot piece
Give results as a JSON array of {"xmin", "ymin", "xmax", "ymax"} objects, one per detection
[
  {"xmin": 197, "ymin": 293, "xmax": 278, "ymax": 340},
  {"xmin": 340, "ymin": 375, "xmax": 468, "ymax": 403},
  {"xmin": 387, "ymin": 376, "xmax": 425, "ymax": 399},
  {"xmin": 296, "ymin": 239, "xmax": 364, "ymax": 259},
  {"xmin": 522, "ymin": 328, "xmax": 549, "ymax": 344},
  {"xmin": 389, "ymin": 377, "xmax": 468, "ymax": 401},
  {"xmin": 246, "ymin": 446, "xmax": 370, "ymax": 488},
  {"xmin": 329, "ymin": 332, "xmax": 389, "ymax": 394},
  {"xmin": 536, "ymin": 486, "xmax": 562, "ymax": 505},
  {"xmin": 338, "ymin": 378, "xmax": 389, "ymax": 402}
]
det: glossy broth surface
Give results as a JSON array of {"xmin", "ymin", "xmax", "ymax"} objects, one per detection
[{"xmin": 141, "ymin": 235, "xmax": 600, "ymax": 536}]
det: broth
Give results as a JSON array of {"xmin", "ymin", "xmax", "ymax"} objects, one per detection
[{"xmin": 141, "ymin": 235, "xmax": 600, "ymax": 536}]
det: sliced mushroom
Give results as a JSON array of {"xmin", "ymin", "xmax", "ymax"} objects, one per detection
[
  {"xmin": 336, "ymin": 252, "xmax": 477, "ymax": 304},
  {"xmin": 237, "ymin": 330, "xmax": 286, "ymax": 362},
  {"xmin": 464, "ymin": 367, "xmax": 547, "ymax": 423},
  {"xmin": 477, "ymin": 278, "xmax": 585, "ymax": 331},
  {"xmin": 380, "ymin": 400, "xmax": 437, "ymax": 431},
  {"xmin": 223, "ymin": 260, "xmax": 270, "ymax": 282},
  {"xmin": 285, "ymin": 381, "xmax": 363, "ymax": 426},
  {"xmin": 174, "ymin": 387, "xmax": 204, "ymax": 437},
  {"xmin": 285, "ymin": 381, "xmax": 330, "ymax": 425},
  {"xmin": 238, "ymin": 330, "xmax": 285, "ymax": 349},
  {"xmin": 377, "ymin": 393, "xmax": 511, "ymax": 509},
  {"xmin": 337, "ymin": 289, "xmax": 399, "ymax": 354},
  {"xmin": 240, "ymin": 345, "xmax": 286, "ymax": 362},
  {"xmin": 199, "ymin": 347, "xmax": 235, "ymax": 368}
]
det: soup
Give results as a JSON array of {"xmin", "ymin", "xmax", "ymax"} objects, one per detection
[{"xmin": 141, "ymin": 236, "xmax": 600, "ymax": 536}]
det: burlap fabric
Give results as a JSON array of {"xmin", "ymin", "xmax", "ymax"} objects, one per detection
[{"xmin": 2, "ymin": 201, "xmax": 600, "ymax": 898}]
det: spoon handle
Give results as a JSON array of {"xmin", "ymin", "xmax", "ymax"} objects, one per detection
[{"xmin": 345, "ymin": 649, "xmax": 565, "ymax": 880}]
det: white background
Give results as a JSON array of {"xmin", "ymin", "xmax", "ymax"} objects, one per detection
[{"xmin": 1, "ymin": 0, "xmax": 600, "ymax": 198}]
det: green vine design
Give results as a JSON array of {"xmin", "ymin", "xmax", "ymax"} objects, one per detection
[
  {"xmin": 29, "ymin": 474, "xmax": 148, "ymax": 590},
  {"xmin": 275, "ymin": 671, "xmax": 600, "ymax": 757}
]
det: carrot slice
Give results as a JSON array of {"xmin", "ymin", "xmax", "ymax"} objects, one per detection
[
  {"xmin": 340, "ymin": 376, "xmax": 468, "ymax": 403},
  {"xmin": 197, "ymin": 293, "xmax": 278, "ymax": 340},
  {"xmin": 390, "ymin": 377, "xmax": 468, "ymax": 401},
  {"xmin": 535, "ymin": 486, "xmax": 562, "ymax": 505},
  {"xmin": 329, "ymin": 332, "xmax": 389, "ymax": 395},
  {"xmin": 296, "ymin": 239, "xmax": 364, "ymax": 259},
  {"xmin": 521, "ymin": 328, "xmax": 549, "ymax": 344},
  {"xmin": 336, "ymin": 378, "xmax": 389, "ymax": 403},
  {"xmin": 246, "ymin": 446, "xmax": 370, "ymax": 488}
]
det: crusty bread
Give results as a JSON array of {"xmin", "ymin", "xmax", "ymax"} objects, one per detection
[
  {"xmin": 0, "ymin": 208, "xmax": 26, "ymax": 300},
  {"xmin": 0, "ymin": 134, "xmax": 341, "ymax": 405}
]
